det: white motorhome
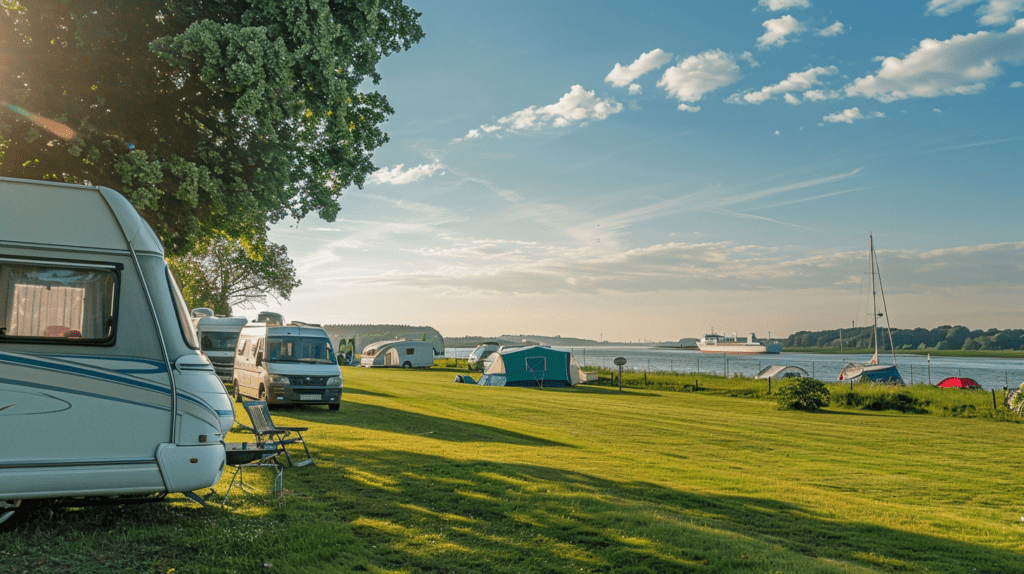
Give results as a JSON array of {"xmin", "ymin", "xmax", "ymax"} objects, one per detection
[
  {"xmin": 0, "ymin": 178, "xmax": 234, "ymax": 527},
  {"xmin": 191, "ymin": 314, "xmax": 248, "ymax": 387},
  {"xmin": 233, "ymin": 322, "xmax": 342, "ymax": 410},
  {"xmin": 360, "ymin": 339, "xmax": 435, "ymax": 369}
]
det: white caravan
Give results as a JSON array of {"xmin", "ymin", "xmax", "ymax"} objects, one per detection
[
  {"xmin": 233, "ymin": 322, "xmax": 343, "ymax": 410},
  {"xmin": 360, "ymin": 339, "xmax": 435, "ymax": 369},
  {"xmin": 0, "ymin": 178, "xmax": 235, "ymax": 527},
  {"xmin": 467, "ymin": 342, "xmax": 500, "ymax": 365},
  {"xmin": 192, "ymin": 314, "xmax": 248, "ymax": 387}
]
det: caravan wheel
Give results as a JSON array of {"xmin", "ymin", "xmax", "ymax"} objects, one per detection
[
  {"xmin": 0, "ymin": 500, "xmax": 24, "ymax": 530},
  {"xmin": 402, "ymin": 362, "xmax": 412, "ymax": 369}
]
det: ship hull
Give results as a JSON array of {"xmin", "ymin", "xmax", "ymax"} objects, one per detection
[{"xmin": 697, "ymin": 342, "xmax": 782, "ymax": 354}]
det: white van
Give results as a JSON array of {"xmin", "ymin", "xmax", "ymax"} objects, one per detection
[
  {"xmin": 233, "ymin": 322, "xmax": 342, "ymax": 410},
  {"xmin": 0, "ymin": 178, "xmax": 234, "ymax": 527},
  {"xmin": 360, "ymin": 339, "xmax": 435, "ymax": 369},
  {"xmin": 192, "ymin": 314, "xmax": 248, "ymax": 387}
]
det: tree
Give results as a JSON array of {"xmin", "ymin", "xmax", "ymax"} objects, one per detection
[
  {"xmin": 0, "ymin": 0, "xmax": 423, "ymax": 255},
  {"xmin": 167, "ymin": 236, "xmax": 301, "ymax": 315}
]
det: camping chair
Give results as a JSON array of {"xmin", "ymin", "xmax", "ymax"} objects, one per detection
[{"xmin": 238, "ymin": 400, "xmax": 314, "ymax": 467}]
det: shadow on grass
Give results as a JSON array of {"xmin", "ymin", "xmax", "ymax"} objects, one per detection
[
  {"xmin": 315, "ymin": 449, "xmax": 1024, "ymax": 573},
  {"xmin": 6, "ymin": 445, "xmax": 1021, "ymax": 573},
  {"xmin": 290, "ymin": 400, "xmax": 571, "ymax": 448}
]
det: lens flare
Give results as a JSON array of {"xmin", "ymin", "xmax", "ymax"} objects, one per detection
[{"xmin": 1, "ymin": 101, "xmax": 77, "ymax": 140}]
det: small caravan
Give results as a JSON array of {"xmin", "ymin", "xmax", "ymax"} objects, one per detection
[
  {"xmin": 233, "ymin": 322, "xmax": 343, "ymax": 410},
  {"xmin": 360, "ymin": 339, "xmax": 435, "ymax": 369},
  {"xmin": 192, "ymin": 313, "xmax": 248, "ymax": 387},
  {"xmin": 467, "ymin": 342, "xmax": 500, "ymax": 366},
  {"xmin": 0, "ymin": 178, "xmax": 235, "ymax": 527}
]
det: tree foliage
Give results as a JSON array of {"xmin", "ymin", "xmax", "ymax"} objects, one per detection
[
  {"xmin": 0, "ymin": 0, "xmax": 423, "ymax": 255},
  {"xmin": 784, "ymin": 326, "xmax": 1024, "ymax": 352},
  {"xmin": 167, "ymin": 236, "xmax": 301, "ymax": 315}
]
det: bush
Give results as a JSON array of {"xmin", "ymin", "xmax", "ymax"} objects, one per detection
[{"xmin": 775, "ymin": 378, "xmax": 830, "ymax": 411}]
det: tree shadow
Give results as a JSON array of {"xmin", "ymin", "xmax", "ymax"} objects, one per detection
[
  {"xmin": 282, "ymin": 401, "xmax": 571, "ymax": 447},
  {"xmin": 309, "ymin": 448, "xmax": 1023, "ymax": 573}
]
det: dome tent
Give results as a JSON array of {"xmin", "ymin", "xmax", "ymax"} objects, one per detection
[
  {"xmin": 477, "ymin": 345, "xmax": 583, "ymax": 387},
  {"xmin": 754, "ymin": 365, "xmax": 810, "ymax": 381},
  {"xmin": 936, "ymin": 376, "xmax": 982, "ymax": 389}
]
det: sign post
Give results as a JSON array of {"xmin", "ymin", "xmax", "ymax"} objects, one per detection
[{"xmin": 614, "ymin": 357, "xmax": 627, "ymax": 392}]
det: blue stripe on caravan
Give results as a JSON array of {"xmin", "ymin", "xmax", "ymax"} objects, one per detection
[
  {"xmin": 0, "ymin": 351, "xmax": 170, "ymax": 395},
  {"xmin": 46, "ymin": 354, "xmax": 168, "ymax": 375},
  {"xmin": 0, "ymin": 376, "xmax": 169, "ymax": 412},
  {"xmin": 0, "ymin": 352, "xmax": 225, "ymax": 417}
]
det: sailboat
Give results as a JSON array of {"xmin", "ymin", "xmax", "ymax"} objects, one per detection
[{"xmin": 838, "ymin": 234, "xmax": 904, "ymax": 384}]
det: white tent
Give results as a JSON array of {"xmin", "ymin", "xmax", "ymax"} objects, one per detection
[{"xmin": 754, "ymin": 365, "xmax": 810, "ymax": 381}]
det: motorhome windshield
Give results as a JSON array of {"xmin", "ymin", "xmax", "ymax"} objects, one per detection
[
  {"xmin": 0, "ymin": 261, "xmax": 117, "ymax": 342},
  {"xmin": 266, "ymin": 336, "xmax": 336, "ymax": 364},
  {"xmin": 201, "ymin": 331, "xmax": 241, "ymax": 352}
]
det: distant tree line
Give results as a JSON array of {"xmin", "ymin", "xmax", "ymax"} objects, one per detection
[{"xmin": 784, "ymin": 326, "xmax": 1024, "ymax": 351}]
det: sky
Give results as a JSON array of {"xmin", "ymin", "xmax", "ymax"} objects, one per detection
[{"xmin": 260, "ymin": 0, "xmax": 1024, "ymax": 342}]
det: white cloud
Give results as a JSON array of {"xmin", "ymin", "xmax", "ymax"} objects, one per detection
[
  {"xmin": 657, "ymin": 49, "xmax": 743, "ymax": 112},
  {"xmin": 758, "ymin": 0, "xmax": 811, "ymax": 10},
  {"xmin": 605, "ymin": 48, "xmax": 673, "ymax": 87},
  {"xmin": 497, "ymin": 85, "xmax": 624, "ymax": 130},
  {"xmin": 1011, "ymin": 80, "xmax": 1024, "ymax": 86},
  {"xmin": 784, "ymin": 93, "xmax": 801, "ymax": 105},
  {"xmin": 757, "ymin": 15, "xmax": 807, "ymax": 49},
  {"xmin": 729, "ymin": 65, "xmax": 839, "ymax": 104},
  {"xmin": 844, "ymin": 22, "xmax": 1024, "ymax": 102},
  {"xmin": 927, "ymin": 0, "xmax": 1024, "ymax": 25},
  {"xmin": 802, "ymin": 89, "xmax": 839, "ymax": 101},
  {"xmin": 823, "ymin": 107, "xmax": 884, "ymax": 123},
  {"xmin": 817, "ymin": 21, "xmax": 845, "ymax": 36},
  {"xmin": 628, "ymin": 83, "xmax": 643, "ymax": 95},
  {"xmin": 368, "ymin": 161, "xmax": 446, "ymax": 185}
]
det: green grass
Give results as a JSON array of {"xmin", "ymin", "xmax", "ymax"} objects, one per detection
[{"xmin": 3, "ymin": 367, "xmax": 1024, "ymax": 573}]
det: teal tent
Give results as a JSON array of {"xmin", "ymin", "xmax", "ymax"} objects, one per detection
[{"xmin": 477, "ymin": 345, "xmax": 582, "ymax": 387}]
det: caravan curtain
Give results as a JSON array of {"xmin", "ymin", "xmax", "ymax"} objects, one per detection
[{"xmin": 0, "ymin": 263, "xmax": 116, "ymax": 340}]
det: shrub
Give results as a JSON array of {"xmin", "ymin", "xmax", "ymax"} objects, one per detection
[{"xmin": 775, "ymin": 378, "xmax": 831, "ymax": 411}]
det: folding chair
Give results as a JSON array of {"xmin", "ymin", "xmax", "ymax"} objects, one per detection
[{"xmin": 239, "ymin": 400, "xmax": 314, "ymax": 467}]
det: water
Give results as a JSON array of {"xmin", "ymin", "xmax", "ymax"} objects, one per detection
[{"xmin": 444, "ymin": 346, "xmax": 1024, "ymax": 391}]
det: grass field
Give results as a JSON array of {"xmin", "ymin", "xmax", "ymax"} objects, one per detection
[{"xmin": 3, "ymin": 366, "xmax": 1024, "ymax": 573}]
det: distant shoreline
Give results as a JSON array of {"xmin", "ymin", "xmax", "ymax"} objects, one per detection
[{"xmin": 783, "ymin": 347, "xmax": 1024, "ymax": 360}]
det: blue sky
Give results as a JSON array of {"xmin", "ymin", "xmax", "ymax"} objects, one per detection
[{"xmin": 263, "ymin": 0, "xmax": 1024, "ymax": 342}]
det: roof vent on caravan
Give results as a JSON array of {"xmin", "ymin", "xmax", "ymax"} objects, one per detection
[{"xmin": 257, "ymin": 311, "xmax": 285, "ymax": 325}]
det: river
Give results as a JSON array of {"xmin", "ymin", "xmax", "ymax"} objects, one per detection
[{"xmin": 444, "ymin": 346, "xmax": 1024, "ymax": 391}]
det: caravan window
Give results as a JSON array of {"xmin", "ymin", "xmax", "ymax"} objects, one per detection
[
  {"xmin": 166, "ymin": 269, "xmax": 200, "ymax": 349},
  {"xmin": 0, "ymin": 260, "xmax": 117, "ymax": 343},
  {"xmin": 201, "ymin": 331, "xmax": 241, "ymax": 352}
]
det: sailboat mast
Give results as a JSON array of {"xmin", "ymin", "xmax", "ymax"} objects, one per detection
[{"xmin": 869, "ymin": 234, "xmax": 879, "ymax": 364}]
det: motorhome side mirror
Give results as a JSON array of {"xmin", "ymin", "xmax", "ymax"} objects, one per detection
[{"xmin": 255, "ymin": 351, "xmax": 263, "ymax": 366}]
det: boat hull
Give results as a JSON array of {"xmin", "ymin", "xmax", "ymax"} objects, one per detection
[
  {"xmin": 838, "ymin": 363, "xmax": 903, "ymax": 384},
  {"xmin": 697, "ymin": 342, "xmax": 782, "ymax": 354}
]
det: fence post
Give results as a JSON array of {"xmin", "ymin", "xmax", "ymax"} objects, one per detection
[{"xmin": 992, "ymin": 389, "xmax": 997, "ymax": 410}]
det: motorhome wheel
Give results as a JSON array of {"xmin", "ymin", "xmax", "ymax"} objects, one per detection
[{"xmin": 403, "ymin": 362, "xmax": 412, "ymax": 369}]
